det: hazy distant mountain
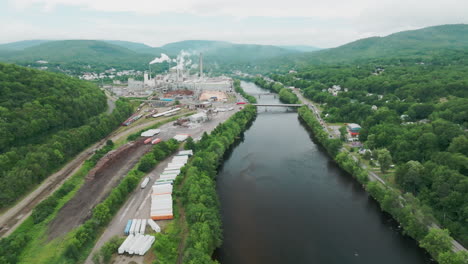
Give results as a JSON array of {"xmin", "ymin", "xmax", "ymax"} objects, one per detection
[
  {"xmin": 279, "ymin": 45, "xmax": 322, "ymax": 52},
  {"xmin": 103, "ymin": 40, "xmax": 165, "ymax": 54},
  {"xmin": 159, "ymin": 40, "xmax": 298, "ymax": 64},
  {"xmin": 0, "ymin": 39, "xmax": 299, "ymax": 71},
  {"xmin": 0, "ymin": 40, "xmax": 51, "ymax": 50},
  {"xmin": 293, "ymin": 24, "xmax": 468, "ymax": 65}
]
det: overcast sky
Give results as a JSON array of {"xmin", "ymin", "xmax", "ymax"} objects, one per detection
[{"xmin": 1, "ymin": 0, "xmax": 467, "ymax": 48}]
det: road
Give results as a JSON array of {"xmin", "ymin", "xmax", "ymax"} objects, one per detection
[
  {"xmin": 84, "ymin": 104, "xmax": 240, "ymax": 264},
  {"xmin": 292, "ymin": 88, "xmax": 338, "ymax": 138}
]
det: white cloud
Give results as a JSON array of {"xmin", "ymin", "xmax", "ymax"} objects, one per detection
[{"xmin": 2, "ymin": 0, "xmax": 468, "ymax": 47}]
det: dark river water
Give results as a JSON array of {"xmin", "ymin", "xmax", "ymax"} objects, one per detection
[{"xmin": 215, "ymin": 82, "xmax": 433, "ymax": 264}]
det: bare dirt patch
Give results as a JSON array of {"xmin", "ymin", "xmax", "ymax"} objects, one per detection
[{"xmin": 47, "ymin": 139, "xmax": 152, "ymax": 240}]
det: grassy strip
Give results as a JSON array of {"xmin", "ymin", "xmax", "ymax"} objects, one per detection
[
  {"xmin": 298, "ymin": 105, "xmax": 467, "ymax": 263},
  {"xmin": 153, "ymin": 105, "xmax": 257, "ymax": 263}
]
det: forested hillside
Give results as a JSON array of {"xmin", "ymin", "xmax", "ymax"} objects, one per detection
[
  {"xmin": 0, "ymin": 63, "xmax": 106, "ymax": 151},
  {"xmin": 0, "ymin": 40, "xmax": 157, "ymax": 72},
  {"xmin": 0, "ymin": 63, "xmax": 133, "ymax": 208},
  {"xmin": 269, "ymin": 51, "xmax": 468, "ymax": 246},
  {"xmin": 242, "ymin": 24, "xmax": 468, "ymax": 73}
]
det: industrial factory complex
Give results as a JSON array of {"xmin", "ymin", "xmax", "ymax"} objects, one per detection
[{"xmin": 109, "ymin": 53, "xmax": 233, "ymax": 98}]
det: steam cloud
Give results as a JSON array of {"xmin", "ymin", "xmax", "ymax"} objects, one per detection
[{"xmin": 149, "ymin": 53, "xmax": 171, "ymax": 64}]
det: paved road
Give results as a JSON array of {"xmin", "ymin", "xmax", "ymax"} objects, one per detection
[
  {"xmin": 292, "ymin": 89, "xmax": 337, "ymax": 138},
  {"xmin": 84, "ymin": 104, "xmax": 240, "ymax": 264}
]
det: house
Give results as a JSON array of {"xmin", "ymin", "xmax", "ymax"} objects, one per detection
[{"xmin": 346, "ymin": 123, "xmax": 361, "ymax": 137}]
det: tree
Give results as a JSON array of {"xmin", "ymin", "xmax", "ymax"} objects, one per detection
[
  {"xmin": 448, "ymin": 135, "xmax": 468, "ymax": 156},
  {"xmin": 377, "ymin": 148, "xmax": 392, "ymax": 173},
  {"xmin": 420, "ymin": 228, "xmax": 453, "ymax": 259},
  {"xmin": 138, "ymin": 153, "xmax": 156, "ymax": 172},
  {"xmin": 395, "ymin": 160, "xmax": 425, "ymax": 194},
  {"xmin": 438, "ymin": 251, "xmax": 468, "ymax": 264}
]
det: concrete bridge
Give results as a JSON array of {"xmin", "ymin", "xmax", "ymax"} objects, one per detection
[
  {"xmin": 250, "ymin": 92, "xmax": 276, "ymax": 96},
  {"xmin": 252, "ymin": 104, "xmax": 304, "ymax": 107}
]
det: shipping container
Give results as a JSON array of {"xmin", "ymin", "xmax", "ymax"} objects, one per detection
[
  {"xmin": 144, "ymin": 138, "xmax": 152, "ymax": 144},
  {"xmin": 124, "ymin": 219, "xmax": 133, "ymax": 235},
  {"xmin": 129, "ymin": 218, "xmax": 137, "ymax": 235},
  {"xmin": 140, "ymin": 219, "xmax": 147, "ymax": 235},
  {"xmin": 151, "ymin": 138, "xmax": 162, "ymax": 145},
  {"xmin": 147, "ymin": 219, "xmax": 161, "ymax": 232},
  {"xmin": 176, "ymin": 150, "xmax": 193, "ymax": 156},
  {"xmin": 134, "ymin": 219, "xmax": 142, "ymax": 235},
  {"xmin": 152, "ymin": 184, "xmax": 173, "ymax": 195},
  {"xmin": 140, "ymin": 177, "xmax": 150, "ymax": 189}
]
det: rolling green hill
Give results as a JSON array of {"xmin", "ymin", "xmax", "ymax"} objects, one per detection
[
  {"xmin": 292, "ymin": 24, "xmax": 468, "ymax": 66},
  {"xmin": 103, "ymin": 40, "xmax": 165, "ymax": 54}
]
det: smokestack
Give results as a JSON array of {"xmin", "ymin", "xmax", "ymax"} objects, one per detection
[{"xmin": 199, "ymin": 52, "xmax": 203, "ymax": 78}]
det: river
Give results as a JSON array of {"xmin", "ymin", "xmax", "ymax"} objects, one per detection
[{"xmin": 215, "ymin": 81, "xmax": 433, "ymax": 264}]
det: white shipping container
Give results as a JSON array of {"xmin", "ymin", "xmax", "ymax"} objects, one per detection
[
  {"xmin": 172, "ymin": 155, "xmax": 188, "ymax": 160},
  {"xmin": 148, "ymin": 219, "xmax": 161, "ymax": 232},
  {"xmin": 152, "ymin": 184, "xmax": 173, "ymax": 194},
  {"xmin": 166, "ymin": 166, "xmax": 183, "ymax": 171},
  {"xmin": 177, "ymin": 150, "xmax": 193, "ymax": 156},
  {"xmin": 134, "ymin": 219, "xmax": 142, "ymax": 235},
  {"xmin": 162, "ymin": 170, "xmax": 180, "ymax": 175},
  {"xmin": 140, "ymin": 219, "xmax": 147, "ymax": 235},
  {"xmin": 158, "ymin": 176, "xmax": 176, "ymax": 181},
  {"xmin": 129, "ymin": 218, "xmax": 137, "ymax": 235},
  {"xmin": 140, "ymin": 177, "xmax": 150, "ymax": 189}
]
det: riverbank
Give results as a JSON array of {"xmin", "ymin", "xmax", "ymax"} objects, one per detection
[
  {"xmin": 293, "ymin": 89, "xmax": 467, "ymax": 263},
  {"xmin": 152, "ymin": 104, "xmax": 257, "ymax": 263}
]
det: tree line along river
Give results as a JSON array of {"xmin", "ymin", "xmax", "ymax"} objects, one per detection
[{"xmin": 214, "ymin": 82, "xmax": 434, "ymax": 264}]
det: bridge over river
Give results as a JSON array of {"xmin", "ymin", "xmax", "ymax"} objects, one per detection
[{"xmin": 252, "ymin": 103, "xmax": 304, "ymax": 107}]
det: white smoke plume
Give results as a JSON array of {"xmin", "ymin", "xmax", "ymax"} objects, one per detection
[{"xmin": 149, "ymin": 53, "xmax": 171, "ymax": 64}]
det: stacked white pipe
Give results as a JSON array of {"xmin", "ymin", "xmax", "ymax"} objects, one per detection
[{"xmin": 118, "ymin": 234, "xmax": 155, "ymax": 255}]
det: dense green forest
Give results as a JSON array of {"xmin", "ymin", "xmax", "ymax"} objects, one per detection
[
  {"xmin": 0, "ymin": 63, "xmax": 133, "ymax": 209},
  {"xmin": 266, "ymin": 51, "xmax": 468, "ymax": 247}
]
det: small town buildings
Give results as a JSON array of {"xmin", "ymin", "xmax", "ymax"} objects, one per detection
[{"xmin": 347, "ymin": 123, "xmax": 361, "ymax": 137}]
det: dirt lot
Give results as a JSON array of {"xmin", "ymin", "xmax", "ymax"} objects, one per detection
[{"xmin": 48, "ymin": 140, "xmax": 152, "ymax": 240}]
